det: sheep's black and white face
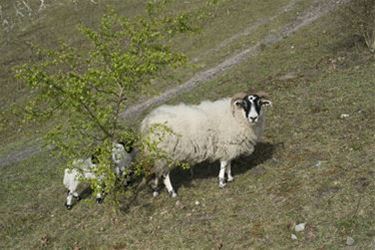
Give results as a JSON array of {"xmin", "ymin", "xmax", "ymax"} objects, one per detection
[{"xmin": 235, "ymin": 95, "xmax": 272, "ymax": 124}]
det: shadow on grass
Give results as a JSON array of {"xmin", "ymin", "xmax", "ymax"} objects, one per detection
[
  {"xmin": 118, "ymin": 142, "xmax": 281, "ymax": 212},
  {"xmin": 171, "ymin": 142, "xmax": 279, "ymax": 192}
]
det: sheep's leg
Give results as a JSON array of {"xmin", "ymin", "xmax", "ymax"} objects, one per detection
[
  {"xmin": 96, "ymin": 192, "xmax": 103, "ymax": 203},
  {"xmin": 163, "ymin": 173, "xmax": 177, "ymax": 198},
  {"xmin": 189, "ymin": 167, "xmax": 194, "ymax": 179},
  {"xmin": 95, "ymin": 183, "xmax": 105, "ymax": 204},
  {"xmin": 65, "ymin": 191, "xmax": 74, "ymax": 209},
  {"xmin": 219, "ymin": 161, "xmax": 228, "ymax": 188},
  {"xmin": 226, "ymin": 161, "xmax": 234, "ymax": 182},
  {"xmin": 151, "ymin": 176, "xmax": 160, "ymax": 197}
]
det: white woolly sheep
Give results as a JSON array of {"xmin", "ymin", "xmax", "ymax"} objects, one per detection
[
  {"xmin": 140, "ymin": 91, "xmax": 272, "ymax": 197},
  {"xmin": 63, "ymin": 143, "xmax": 136, "ymax": 209}
]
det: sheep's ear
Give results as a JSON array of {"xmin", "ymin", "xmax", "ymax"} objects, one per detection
[
  {"xmin": 234, "ymin": 99, "xmax": 246, "ymax": 109},
  {"xmin": 260, "ymin": 99, "xmax": 272, "ymax": 107}
]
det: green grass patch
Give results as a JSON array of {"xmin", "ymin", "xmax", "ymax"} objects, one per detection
[{"xmin": 1, "ymin": 0, "xmax": 374, "ymax": 249}]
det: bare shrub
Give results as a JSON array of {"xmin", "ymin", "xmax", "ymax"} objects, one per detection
[{"xmin": 340, "ymin": 0, "xmax": 375, "ymax": 52}]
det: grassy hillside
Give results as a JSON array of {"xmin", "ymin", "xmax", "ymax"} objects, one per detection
[
  {"xmin": 1, "ymin": 0, "xmax": 374, "ymax": 249},
  {"xmin": 0, "ymin": 0, "xmax": 300, "ymax": 148}
]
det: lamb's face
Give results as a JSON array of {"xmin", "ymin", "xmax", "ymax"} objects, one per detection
[
  {"xmin": 112, "ymin": 143, "xmax": 125, "ymax": 164},
  {"xmin": 234, "ymin": 94, "xmax": 272, "ymax": 124},
  {"xmin": 112, "ymin": 142, "xmax": 134, "ymax": 164}
]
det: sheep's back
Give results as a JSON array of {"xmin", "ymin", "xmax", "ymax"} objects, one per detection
[
  {"xmin": 141, "ymin": 102, "xmax": 220, "ymax": 162},
  {"xmin": 141, "ymin": 98, "xmax": 258, "ymax": 164}
]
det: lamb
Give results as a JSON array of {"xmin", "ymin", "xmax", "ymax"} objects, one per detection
[
  {"xmin": 63, "ymin": 142, "xmax": 136, "ymax": 209},
  {"xmin": 140, "ymin": 91, "xmax": 272, "ymax": 197}
]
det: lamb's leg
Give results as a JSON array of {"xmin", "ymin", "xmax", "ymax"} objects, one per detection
[
  {"xmin": 95, "ymin": 183, "xmax": 105, "ymax": 204},
  {"xmin": 65, "ymin": 190, "xmax": 74, "ymax": 209},
  {"xmin": 226, "ymin": 161, "xmax": 234, "ymax": 182},
  {"xmin": 163, "ymin": 173, "xmax": 177, "ymax": 198},
  {"xmin": 72, "ymin": 191, "xmax": 81, "ymax": 200},
  {"xmin": 219, "ymin": 161, "xmax": 228, "ymax": 188},
  {"xmin": 151, "ymin": 176, "xmax": 160, "ymax": 197},
  {"xmin": 96, "ymin": 193, "xmax": 103, "ymax": 203}
]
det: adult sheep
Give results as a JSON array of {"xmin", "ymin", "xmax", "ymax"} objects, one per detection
[
  {"xmin": 63, "ymin": 142, "xmax": 136, "ymax": 209},
  {"xmin": 140, "ymin": 91, "xmax": 272, "ymax": 197}
]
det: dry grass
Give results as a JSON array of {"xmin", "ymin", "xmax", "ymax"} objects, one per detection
[{"xmin": 1, "ymin": 0, "xmax": 374, "ymax": 249}]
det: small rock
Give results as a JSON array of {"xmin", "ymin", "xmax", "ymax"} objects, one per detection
[
  {"xmin": 291, "ymin": 234, "xmax": 298, "ymax": 240},
  {"xmin": 315, "ymin": 161, "xmax": 322, "ymax": 167},
  {"xmin": 346, "ymin": 236, "xmax": 355, "ymax": 246},
  {"xmin": 295, "ymin": 223, "xmax": 306, "ymax": 232},
  {"xmin": 340, "ymin": 114, "xmax": 350, "ymax": 119},
  {"xmin": 195, "ymin": 201, "xmax": 200, "ymax": 206}
]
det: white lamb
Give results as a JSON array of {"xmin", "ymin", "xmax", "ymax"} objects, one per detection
[
  {"xmin": 141, "ymin": 91, "xmax": 272, "ymax": 197},
  {"xmin": 63, "ymin": 143, "xmax": 136, "ymax": 209}
]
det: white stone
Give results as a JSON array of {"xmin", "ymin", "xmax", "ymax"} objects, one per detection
[
  {"xmin": 346, "ymin": 236, "xmax": 355, "ymax": 246},
  {"xmin": 295, "ymin": 223, "xmax": 306, "ymax": 232},
  {"xmin": 291, "ymin": 234, "xmax": 298, "ymax": 240}
]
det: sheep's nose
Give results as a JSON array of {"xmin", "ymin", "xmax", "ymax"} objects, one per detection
[{"xmin": 249, "ymin": 116, "xmax": 257, "ymax": 122}]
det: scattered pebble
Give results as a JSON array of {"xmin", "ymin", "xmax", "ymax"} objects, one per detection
[
  {"xmin": 295, "ymin": 223, "xmax": 306, "ymax": 232},
  {"xmin": 315, "ymin": 161, "xmax": 322, "ymax": 167},
  {"xmin": 340, "ymin": 114, "xmax": 350, "ymax": 119},
  {"xmin": 291, "ymin": 234, "xmax": 298, "ymax": 240},
  {"xmin": 195, "ymin": 201, "xmax": 200, "ymax": 206},
  {"xmin": 346, "ymin": 236, "xmax": 355, "ymax": 246}
]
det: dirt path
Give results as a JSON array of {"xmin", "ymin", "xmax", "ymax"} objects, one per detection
[
  {"xmin": 0, "ymin": 0, "xmax": 348, "ymax": 168},
  {"xmin": 120, "ymin": 0, "xmax": 348, "ymax": 119}
]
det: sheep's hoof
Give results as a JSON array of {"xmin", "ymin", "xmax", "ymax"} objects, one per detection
[
  {"xmin": 152, "ymin": 191, "xmax": 160, "ymax": 197},
  {"xmin": 219, "ymin": 178, "xmax": 226, "ymax": 188},
  {"xmin": 65, "ymin": 203, "xmax": 72, "ymax": 210},
  {"xmin": 227, "ymin": 176, "xmax": 234, "ymax": 182},
  {"xmin": 169, "ymin": 191, "xmax": 177, "ymax": 198},
  {"xmin": 96, "ymin": 198, "xmax": 104, "ymax": 204},
  {"xmin": 219, "ymin": 183, "xmax": 226, "ymax": 188},
  {"xmin": 219, "ymin": 181, "xmax": 226, "ymax": 188}
]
